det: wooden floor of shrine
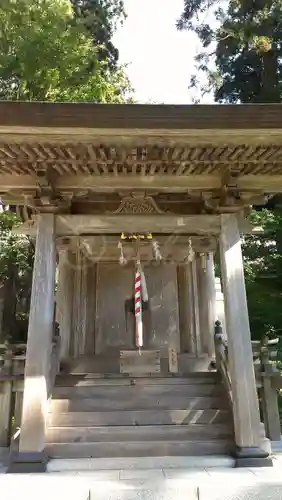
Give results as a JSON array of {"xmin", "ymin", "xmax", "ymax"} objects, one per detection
[{"xmin": 61, "ymin": 352, "xmax": 213, "ymax": 377}]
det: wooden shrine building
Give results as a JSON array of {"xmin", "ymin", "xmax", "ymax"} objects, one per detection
[{"xmin": 1, "ymin": 102, "xmax": 282, "ymax": 472}]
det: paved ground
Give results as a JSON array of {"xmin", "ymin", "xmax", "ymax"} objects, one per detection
[{"xmin": 0, "ymin": 453, "xmax": 281, "ymax": 500}]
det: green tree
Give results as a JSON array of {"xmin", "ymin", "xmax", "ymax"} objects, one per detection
[
  {"xmin": 0, "ymin": 0, "xmax": 132, "ymax": 340},
  {"xmin": 177, "ymin": 0, "xmax": 282, "ymax": 103},
  {"xmin": 71, "ymin": 0, "xmax": 126, "ymax": 69},
  {"xmin": 242, "ymin": 207, "xmax": 282, "ymax": 340},
  {"xmin": 0, "ymin": 209, "xmax": 33, "ymax": 342},
  {"xmin": 0, "ymin": 0, "xmax": 131, "ymax": 102},
  {"xmin": 178, "ymin": 1, "xmax": 282, "ymax": 346},
  {"xmin": 179, "ymin": 0, "xmax": 282, "ymax": 426}
]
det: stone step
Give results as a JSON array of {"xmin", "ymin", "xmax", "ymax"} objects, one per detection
[
  {"xmin": 47, "ymin": 455, "xmax": 235, "ymax": 472},
  {"xmin": 47, "ymin": 439, "xmax": 234, "ymax": 459},
  {"xmin": 52, "ymin": 383, "xmax": 224, "ymax": 400},
  {"xmin": 50, "ymin": 395, "xmax": 229, "ymax": 412},
  {"xmin": 55, "ymin": 373, "xmax": 219, "ymax": 387},
  {"xmin": 48, "ymin": 408, "xmax": 231, "ymax": 427},
  {"xmin": 46, "ymin": 423, "xmax": 233, "ymax": 444}
]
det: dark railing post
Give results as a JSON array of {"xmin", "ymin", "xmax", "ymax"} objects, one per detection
[
  {"xmin": 214, "ymin": 320, "xmax": 223, "ymax": 336},
  {"xmin": 0, "ymin": 345, "xmax": 13, "ymax": 447},
  {"xmin": 260, "ymin": 338, "xmax": 281, "ymax": 442},
  {"xmin": 214, "ymin": 320, "xmax": 223, "ymax": 370}
]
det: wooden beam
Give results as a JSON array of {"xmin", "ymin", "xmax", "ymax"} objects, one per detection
[
  {"xmin": 56, "ymin": 174, "xmax": 282, "ymax": 192},
  {"xmin": 2, "ymin": 173, "xmax": 282, "ymax": 195},
  {"xmin": 65, "ymin": 234, "xmax": 218, "ymax": 261},
  {"xmin": 14, "ymin": 214, "xmax": 222, "ymax": 236},
  {"xmin": 0, "ymin": 174, "xmax": 38, "ymax": 190},
  {"xmin": 2, "ymin": 130, "xmax": 282, "ymax": 147},
  {"xmin": 56, "ymin": 175, "xmax": 221, "ymax": 191},
  {"xmin": 75, "ymin": 234, "xmax": 218, "ymax": 249},
  {"xmin": 12, "ymin": 216, "xmax": 258, "ymax": 239},
  {"xmin": 237, "ymin": 175, "xmax": 282, "ymax": 193}
]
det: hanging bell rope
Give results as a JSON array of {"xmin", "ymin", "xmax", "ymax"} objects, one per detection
[
  {"xmin": 118, "ymin": 232, "xmax": 154, "ymax": 349},
  {"xmin": 135, "ymin": 258, "xmax": 143, "ymax": 348}
]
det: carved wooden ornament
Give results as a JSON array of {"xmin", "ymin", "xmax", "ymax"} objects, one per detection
[{"xmin": 114, "ymin": 193, "xmax": 164, "ymax": 214}]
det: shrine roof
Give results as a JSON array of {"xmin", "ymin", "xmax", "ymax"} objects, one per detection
[
  {"xmin": 1, "ymin": 102, "xmax": 282, "ymax": 210},
  {"xmin": 0, "ymin": 101, "xmax": 282, "ymax": 131}
]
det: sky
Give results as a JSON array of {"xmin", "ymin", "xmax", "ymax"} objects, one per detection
[{"xmin": 113, "ymin": 0, "xmax": 211, "ymax": 104}]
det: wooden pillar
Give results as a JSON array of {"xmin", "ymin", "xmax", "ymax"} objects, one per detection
[
  {"xmin": 196, "ymin": 255, "xmax": 207, "ymax": 354},
  {"xmin": 57, "ymin": 248, "xmax": 74, "ymax": 361},
  {"xmin": 70, "ymin": 248, "xmax": 91, "ymax": 357},
  {"xmin": 177, "ymin": 264, "xmax": 190, "ymax": 353},
  {"xmin": 178, "ymin": 261, "xmax": 200, "ymax": 355},
  {"xmin": 8, "ymin": 213, "xmax": 56, "ymax": 473},
  {"xmin": 207, "ymin": 253, "xmax": 216, "ymax": 357},
  {"xmin": 71, "ymin": 247, "xmax": 82, "ymax": 358},
  {"xmin": 219, "ymin": 214, "xmax": 271, "ymax": 467},
  {"xmin": 84, "ymin": 261, "xmax": 96, "ymax": 355},
  {"xmin": 197, "ymin": 253, "xmax": 216, "ymax": 358},
  {"xmin": 187, "ymin": 259, "xmax": 201, "ymax": 356},
  {"xmin": 191, "ymin": 257, "xmax": 201, "ymax": 356},
  {"xmin": 80, "ymin": 253, "xmax": 88, "ymax": 356}
]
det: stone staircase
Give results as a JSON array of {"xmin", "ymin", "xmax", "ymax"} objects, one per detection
[{"xmin": 46, "ymin": 372, "xmax": 234, "ymax": 460}]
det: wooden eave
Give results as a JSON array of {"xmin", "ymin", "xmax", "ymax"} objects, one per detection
[
  {"xmin": 1, "ymin": 101, "xmax": 282, "ymax": 132},
  {"xmin": 1, "ymin": 102, "xmax": 282, "ymax": 214}
]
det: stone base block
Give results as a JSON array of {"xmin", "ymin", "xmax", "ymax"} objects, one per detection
[
  {"xmin": 235, "ymin": 456, "xmax": 273, "ymax": 467},
  {"xmin": 0, "ymin": 447, "xmax": 9, "ymax": 462},
  {"xmin": 234, "ymin": 446, "xmax": 273, "ymax": 468},
  {"xmin": 7, "ymin": 451, "xmax": 48, "ymax": 473}
]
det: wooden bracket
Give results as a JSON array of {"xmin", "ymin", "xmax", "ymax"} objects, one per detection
[{"xmin": 34, "ymin": 168, "xmax": 71, "ymax": 213}]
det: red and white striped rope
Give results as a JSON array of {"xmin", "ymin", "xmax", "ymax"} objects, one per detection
[{"xmin": 135, "ymin": 267, "xmax": 143, "ymax": 347}]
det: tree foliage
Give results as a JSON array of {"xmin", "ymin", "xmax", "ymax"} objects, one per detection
[
  {"xmin": 0, "ymin": 0, "xmax": 132, "ymax": 102},
  {"xmin": 0, "ymin": 211, "xmax": 30, "ymax": 281},
  {"xmin": 242, "ymin": 207, "xmax": 282, "ymax": 339},
  {"xmin": 178, "ymin": 0, "xmax": 282, "ymax": 103},
  {"xmin": 0, "ymin": 210, "xmax": 33, "ymax": 342},
  {"xmin": 71, "ymin": 0, "xmax": 126, "ymax": 69},
  {"xmin": 179, "ymin": 0, "xmax": 282, "ymax": 348},
  {"xmin": 0, "ymin": 0, "xmax": 132, "ymax": 340}
]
